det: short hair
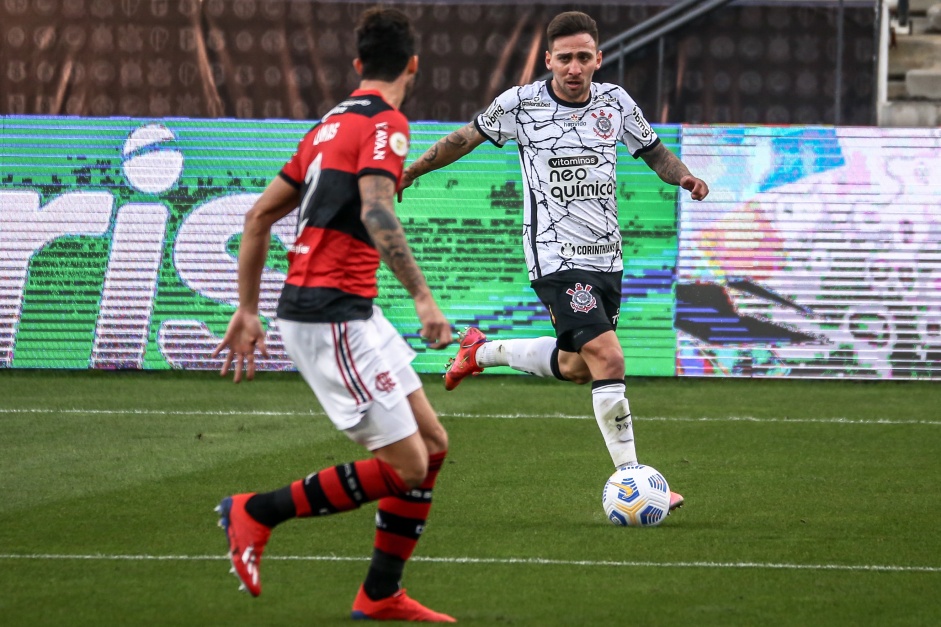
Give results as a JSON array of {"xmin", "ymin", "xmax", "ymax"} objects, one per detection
[
  {"xmin": 356, "ymin": 7, "xmax": 416, "ymax": 82},
  {"xmin": 546, "ymin": 11, "xmax": 599, "ymax": 49}
]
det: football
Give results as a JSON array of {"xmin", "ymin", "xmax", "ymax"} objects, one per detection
[{"xmin": 602, "ymin": 464, "xmax": 671, "ymax": 527}]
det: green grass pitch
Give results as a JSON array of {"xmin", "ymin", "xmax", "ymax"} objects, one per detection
[{"xmin": 1, "ymin": 370, "xmax": 939, "ymax": 626}]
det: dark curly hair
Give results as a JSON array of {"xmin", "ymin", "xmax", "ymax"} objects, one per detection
[
  {"xmin": 356, "ymin": 7, "xmax": 416, "ymax": 81},
  {"xmin": 546, "ymin": 11, "xmax": 599, "ymax": 49}
]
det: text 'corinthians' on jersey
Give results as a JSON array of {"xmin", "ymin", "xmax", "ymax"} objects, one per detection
[
  {"xmin": 276, "ymin": 90, "xmax": 410, "ymax": 322},
  {"xmin": 475, "ymin": 79, "xmax": 660, "ymax": 281}
]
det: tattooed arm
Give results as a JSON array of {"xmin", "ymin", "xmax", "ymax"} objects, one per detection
[
  {"xmin": 399, "ymin": 122, "xmax": 487, "ymax": 194},
  {"xmin": 639, "ymin": 142, "xmax": 710, "ymax": 201},
  {"xmin": 360, "ymin": 174, "xmax": 452, "ymax": 348}
]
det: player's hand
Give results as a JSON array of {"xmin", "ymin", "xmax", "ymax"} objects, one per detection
[
  {"xmin": 396, "ymin": 169, "xmax": 416, "ymax": 202},
  {"xmin": 413, "ymin": 294, "xmax": 452, "ymax": 349},
  {"xmin": 680, "ymin": 175, "xmax": 709, "ymax": 201},
  {"xmin": 211, "ymin": 308, "xmax": 269, "ymax": 383}
]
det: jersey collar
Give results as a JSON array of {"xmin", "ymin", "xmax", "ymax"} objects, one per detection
[
  {"xmin": 350, "ymin": 88, "xmax": 396, "ymax": 109},
  {"xmin": 351, "ymin": 88, "xmax": 385, "ymax": 99},
  {"xmin": 545, "ymin": 79, "xmax": 593, "ymax": 109}
]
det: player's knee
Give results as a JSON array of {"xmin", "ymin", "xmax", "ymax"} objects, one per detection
[
  {"xmin": 395, "ymin": 461, "xmax": 429, "ymax": 489},
  {"xmin": 565, "ymin": 370, "xmax": 593, "ymax": 385},
  {"xmin": 597, "ymin": 354, "xmax": 625, "ymax": 376},
  {"xmin": 557, "ymin": 351, "xmax": 592, "ymax": 384},
  {"xmin": 559, "ymin": 358, "xmax": 593, "ymax": 384},
  {"xmin": 578, "ymin": 345, "xmax": 625, "ymax": 379},
  {"xmin": 421, "ymin": 423, "xmax": 449, "ymax": 455}
]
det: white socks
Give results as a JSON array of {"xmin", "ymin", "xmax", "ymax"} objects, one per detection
[
  {"xmin": 476, "ymin": 338, "xmax": 637, "ymax": 466},
  {"xmin": 475, "ymin": 337, "xmax": 557, "ymax": 378},
  {"xmin": 591, "ymin": 381, "xmax": 637, "ymax": 467}
]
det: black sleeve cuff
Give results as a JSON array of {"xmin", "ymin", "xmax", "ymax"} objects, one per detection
[
  {"xmin": 278, "ymin": 171, "xmax": 302, "ymax": 188},
  {"xmin": 473, "ymin": 117, "xmax": 504, "ymax": 148},
  {"xmin": 632, "ymin": 137, "xmax": 661, "ymax": 159},
  {"xmin": 357, "ymin": 168, "xmax": 399, "ymax": 182}
]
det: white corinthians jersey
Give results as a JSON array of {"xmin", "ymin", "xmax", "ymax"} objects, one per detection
[{"xmin": 475, "ymin": 79, "xmax": 659, "ymax": 280}]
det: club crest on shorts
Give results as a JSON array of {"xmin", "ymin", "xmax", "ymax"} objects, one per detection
[
  {"xmin": 566, "ymin": 282, "xmax": 597, "ymax": 313},
  {"xmin": 375, "ymin": 371, "xmax": 396, "ymax": 393}
]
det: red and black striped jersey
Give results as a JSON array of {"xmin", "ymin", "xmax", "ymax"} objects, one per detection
[{"xmin": 276, "ymin": 89, "xmax": 410, "ymax": 322}]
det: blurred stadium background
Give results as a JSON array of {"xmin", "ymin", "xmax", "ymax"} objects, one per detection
[
  {"xmin": 1, "ymin": 0, "xmax": 940, "ymax": 380},
  {"xmin": 0, "ymin": 0, "xmax": 898, "ymax": 124},
  {"xmin": 2, "ymin": 3, "xmax": 941, "ymax": 625}
]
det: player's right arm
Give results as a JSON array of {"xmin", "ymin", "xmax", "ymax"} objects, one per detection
[
  {"xmin": 360, "ymin": 174, "xmax": 452, "ymax": 349},
  {"xmin": 399, "ymin": 122, "xmax": 486, "ymax": 194},
  {"xmin": 212, "ymin": 176, "xmax": 299, "ymax": 382},
  {"xmin": 401, "ymin": 87, "xmax": 523, "ymax": 197}
]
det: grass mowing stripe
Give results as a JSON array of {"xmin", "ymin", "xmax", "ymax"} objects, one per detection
[
  {"xmin": 1, "ymin": 553, "xmax": 939, "ymax": 573},
  {"xmin": 0, "ymin": 408, "xmax": 311, "ymax": 416},
  {"xmin": 1, "ymin": 375, "xmax": 938, "ymax": 625},
  {"xmin": 1, "ymin": 407, "xmax": 940, "ymax": 426}
]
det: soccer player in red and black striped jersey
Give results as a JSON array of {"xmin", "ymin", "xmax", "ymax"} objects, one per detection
[{"xmin": 211, "ymin": 8, "xmax": 455, "ymax": 623}]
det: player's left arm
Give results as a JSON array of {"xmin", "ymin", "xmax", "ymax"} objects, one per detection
[
  {"xmin": 639, "ymin": 143, "xmax": 709, "ymax": 201},
  {"xmin": 212, "ymin": 176, "xmax": 299, "ymax": 382},
  {"xmin": 360, "ymin": 174, "xmax": 452, "ymax": 349}
]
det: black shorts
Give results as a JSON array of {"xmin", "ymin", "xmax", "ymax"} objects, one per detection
[{"xmin": 531, "ymin": 269, "xmax": 622, "ymax": 352}]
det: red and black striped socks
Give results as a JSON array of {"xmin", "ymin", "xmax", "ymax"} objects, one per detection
[
  {"xmin": 242, "ymin": 451, "xmax": 448, "ymax": 601},
  {"xmin": 244, "ymin": 457, "xmax": 409, "ymax": 527},
  {"xmin": 364, "ymin": 450, "xmax": 447, "ymax": 600}
]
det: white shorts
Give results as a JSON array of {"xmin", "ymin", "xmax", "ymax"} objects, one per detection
[{"xmin": 277, "ymin": 306, "xmax": 422, "ymax": 450}]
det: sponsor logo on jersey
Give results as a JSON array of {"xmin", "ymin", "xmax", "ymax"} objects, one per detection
[
  {"xmin": 322, "ymin": 98, "xmax": 373, "ymax": 121},
  {"xmin": 482, "ymin": 102, "xmax": 505, "ymax": 125},
  {"xmin": 521, "ymin": 96, "xmax": 552, "ymax": 109},
  {"xmin": 566, "ymin": 282, "xmax": 598, "ymax": 313},
  {"xmin": 547, "ymin": 154, "xmax": 614, "ymax": 202},
  {"xmin": 631, "ymin": 105, "xmax": 653, "ymax": 139},
  {"xmin": 564, "ymin": 113, "xmax": 586, "ymax": 128},
  {"xmin": 580, "ymin": 242, "xmax": 619, "ymax": 256},
  {"xmin": 390, "ymin": 132, "xmax": 409, "ymax": 157},
  {"xmin": 548, "ymin": 156, "xmax": 598, "ymax": 168},
  {"xmin": 312, "ymin": 122, "xmax": 340, "ymax": 145},
  {"xmin": 591, "ymin": 110, "xmax": 614, "ymax": 139},
  {"xmin": 289, "ymin": 243, "xmax": 310, "ymax": 255},
  {"xmin": 559, "ymin": 242, "xmax": 620, "ymax": 259},
  {"xmin": 373, "ymin": 122, "xmax": 389, "ymax": 160}
]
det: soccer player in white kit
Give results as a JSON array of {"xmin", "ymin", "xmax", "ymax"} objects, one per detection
[{"xmin": 400, "ymin": 11, "xmax": 709, "ymax": 512}]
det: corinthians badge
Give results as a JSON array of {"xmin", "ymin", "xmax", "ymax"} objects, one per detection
[
  {"xmin": 591, "ymin": 110, "xmax": 614, "ymax": 139},
  {"xmin": 566, "ymin": 282, "xmax": 597, "ymax": 313}
]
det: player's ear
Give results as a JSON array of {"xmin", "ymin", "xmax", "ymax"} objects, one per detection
[
  {"xmin": 353, "ymin": 58, "xmax": 364, "ymax": 76},
  {"xmin": 407, "ymin": 55, "xmax": 419, "ymax": 76},
  {"xmin": 544, "ymin": 50, "xmax": 552, "ymax": 70},
  {"xmin": 596, "ymin": 50, "xmax": 603, "ymax": 68}
]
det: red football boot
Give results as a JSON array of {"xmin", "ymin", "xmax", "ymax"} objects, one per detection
[
  {"xmin": 351, "ymin": 586, "xmax": 456, "ymax": 622},
  {"xmin": 216, "ymin": 493, "xmax": 271, "ymax": 597},
  {"xmin": 669, "ymin": 491, "xmax": 685, "ymax": 512},
  {"xmin": 443, "ymin": 327, "xmax": 487, "ymax": 391}
]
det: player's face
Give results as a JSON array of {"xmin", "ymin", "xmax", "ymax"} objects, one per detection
[{"xmin": 546, "ymin": 33, "xmax": 601, "ymax": 103}]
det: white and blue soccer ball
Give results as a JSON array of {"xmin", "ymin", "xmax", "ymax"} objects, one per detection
[{"xmin": 602, "ymin": 464, "xmax": 671, "ymax": 527}]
